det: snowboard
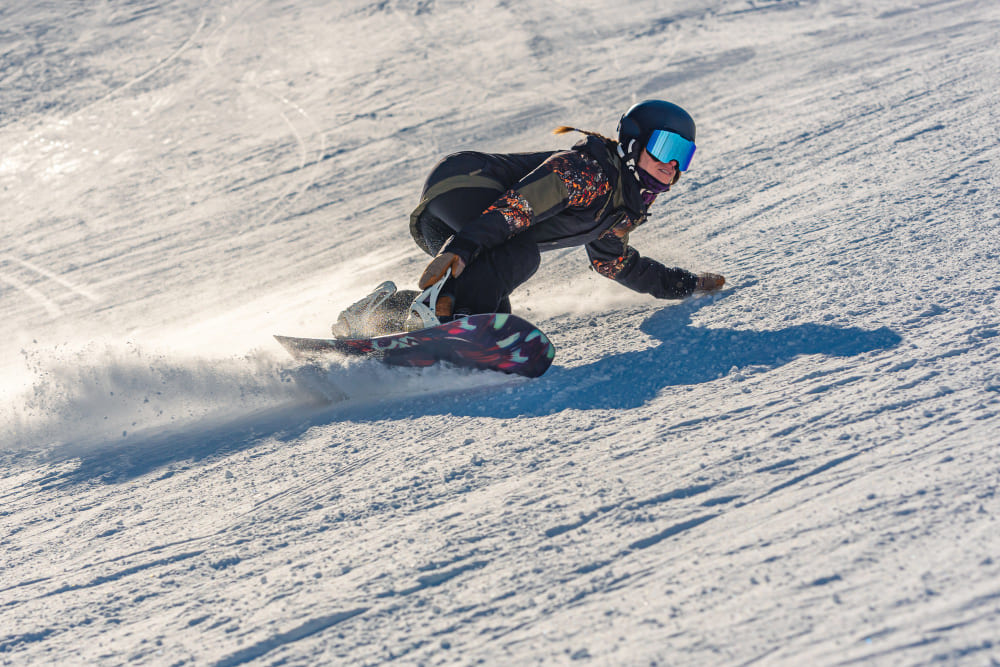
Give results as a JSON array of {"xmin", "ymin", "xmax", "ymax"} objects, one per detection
[{"xmin": 274, "ymin": 313, "xmax": 555, "ymax": 378}]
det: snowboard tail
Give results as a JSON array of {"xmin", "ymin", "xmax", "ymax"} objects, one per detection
[{"xmin": 275, "ymin": 313, "xmax": 555, "ymax": 378}]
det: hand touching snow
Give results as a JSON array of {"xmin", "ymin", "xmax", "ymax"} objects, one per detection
[{"xmin": 695, "ymin": 272, "xmax": 726, "ymax": 291}]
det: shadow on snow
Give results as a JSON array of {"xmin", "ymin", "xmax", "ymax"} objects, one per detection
[
  {"xmin": 341, "ymin": 292, "xmax": 903, "ymax": 419},
  {"xmin": 41, "ymin": 293, "xmax": 900, "ymax": 485}
]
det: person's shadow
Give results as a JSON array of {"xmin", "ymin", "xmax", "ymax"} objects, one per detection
[
  {"xmin": 403, "ymin": 291, "xmax": 903, "ymax": 418},
  {"xmin": 45, "ymin": 292, "xmax": 902, "ymax": 485}
]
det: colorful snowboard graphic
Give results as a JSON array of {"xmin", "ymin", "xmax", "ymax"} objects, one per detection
[{"xmin": 275, "ymin": 313, "xmax": 555, "ymax": 378}]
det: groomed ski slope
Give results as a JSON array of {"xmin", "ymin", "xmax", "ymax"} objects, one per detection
[{"xmin": 2, "ymin": 0, "xmax": 999, "ymax": 663}]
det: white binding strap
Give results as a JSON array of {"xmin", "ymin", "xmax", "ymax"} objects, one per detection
[{"xmin": 406, "ymin": 267, "xmax": 451, "ymax": 330}]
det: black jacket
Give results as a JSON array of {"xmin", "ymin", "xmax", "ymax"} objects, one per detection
[{"xmin": 418, "ymin": 135, "xmax": 698, "ymax": 299}]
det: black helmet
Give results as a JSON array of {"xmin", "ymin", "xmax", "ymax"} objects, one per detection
[{"xmin": 617, "ymin": 100, "xmax": 696, "ymax": 160}]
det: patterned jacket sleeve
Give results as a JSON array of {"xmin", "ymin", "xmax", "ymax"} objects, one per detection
[
  {"xmin": 586, "ymin": 233, "xmax": 698, "ymax": 299},
  {"xmin": 443, "ymin": 151, "xmax": 610, "ymax": 264}
]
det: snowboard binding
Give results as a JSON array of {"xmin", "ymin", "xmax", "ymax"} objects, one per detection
[
  {"xmin": 403, "ymin": 268, "xmax": 452, "ymax": 332},
  {"xmin": 332, "ymin": 269, "xmax": 452, "ymax": 339}
]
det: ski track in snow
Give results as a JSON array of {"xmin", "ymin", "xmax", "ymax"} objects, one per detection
[{"xmin": 2, "ymin": 0, "xmax": 1000, "ymax": 664}]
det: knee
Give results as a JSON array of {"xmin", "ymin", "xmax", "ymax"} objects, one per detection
[
  {"xmin": 415, "ymin": 212, "xmax": 451, "ymax": 256},
  {"xmin": 425, "ymin": 187, "xmax": 503, "ymax": 231}
]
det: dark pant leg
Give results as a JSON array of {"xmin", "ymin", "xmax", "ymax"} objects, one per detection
[
  {"xmin": 414, "ymin": 158, "xmax": 538, "ymax": 315},
  {"xmin": 414, "ymin": 152, "xmax": 502, "ymax": 255},
  {"xmin": 416, "ymin": 186, "xmax": 499, "ymax": 257},
  {"xmin": 449, "ymin": 235, "xmax": 541, "ymax": 315},
  {"xmin": 420, "ymin": 190, "xmax": 540, "ymax": 314},
  {"xmin": 418, "ymin": 216, "xmax": 453, "ymax": 257},
  {"xmin": 425, "ymin": 187, "xmax": 499, "ymax": 235}
]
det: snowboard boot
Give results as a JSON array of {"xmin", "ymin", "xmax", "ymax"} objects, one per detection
[{"xmin": 333, "ymin": 281, "xmax": 419, "ymax": 339}]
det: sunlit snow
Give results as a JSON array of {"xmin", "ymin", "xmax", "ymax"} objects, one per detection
[{"xmin": 2, "ymin": 0, "xmax": 999, "ymax": 664}]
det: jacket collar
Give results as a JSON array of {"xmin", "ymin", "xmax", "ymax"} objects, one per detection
[{"xmin": 574, "ymin": 135, "xmax": 647, "ymax": 217}]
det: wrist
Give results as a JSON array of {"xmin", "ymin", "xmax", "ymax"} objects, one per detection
[{"xmin": 442, "ymin": 235, "xmax": 479, "ymax": 265}]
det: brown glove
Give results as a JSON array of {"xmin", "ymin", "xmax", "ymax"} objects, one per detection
[
  {"xmin": 419, "ymin": 251, "xmax": 466, "ymax": 289},
  {"xmin": 695, "ymin": 272, "xmax": 725, "ymax": 291}
]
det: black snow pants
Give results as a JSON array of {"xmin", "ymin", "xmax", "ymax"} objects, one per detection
[{"xmin": 411, "ymin": 153, "xmax": 541, "ymax": 316}]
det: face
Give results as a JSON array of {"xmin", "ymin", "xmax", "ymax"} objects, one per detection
[{"xmin": 637, "ymin": 149, "xmax": 678, "ymax": 186}]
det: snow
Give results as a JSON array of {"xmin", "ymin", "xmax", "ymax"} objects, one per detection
[{"xmin": 2, "ymin": 0, "xmax": 1000, "ymax": 663}]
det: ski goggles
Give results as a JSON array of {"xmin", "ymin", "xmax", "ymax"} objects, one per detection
[{"xmin": 646, "ymin": 129, "xmax": 696, "ymax": 171}]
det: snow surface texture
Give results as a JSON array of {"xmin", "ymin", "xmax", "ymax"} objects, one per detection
[{"xmin": 2, "ymin": 0, "xmax": 1000, "ymax": 663}]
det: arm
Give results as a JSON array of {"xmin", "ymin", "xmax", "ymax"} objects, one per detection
[
  {"xmin": 443, "ymin": 151, "xmax": 610, "ymax": 265},
  {"xmin": 586, "ymin": 233, "xmax": 699, "ymax": 299}
]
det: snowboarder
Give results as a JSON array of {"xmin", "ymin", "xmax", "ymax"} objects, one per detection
[{"xmin": 333, "ymin": 99, "xmax": 725, "ymax": 339}]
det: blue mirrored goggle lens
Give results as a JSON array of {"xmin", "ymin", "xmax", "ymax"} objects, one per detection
[{"xmin": 646, "ymin": 130, "xmax": 696, "ymax": 171}]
